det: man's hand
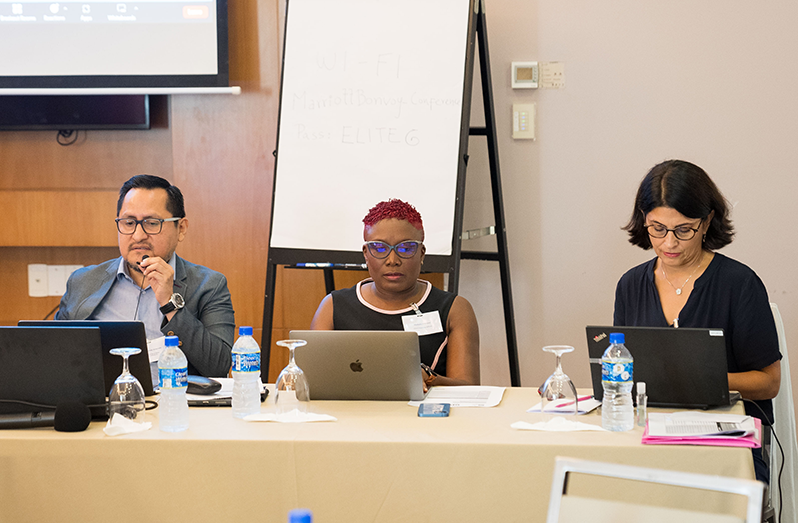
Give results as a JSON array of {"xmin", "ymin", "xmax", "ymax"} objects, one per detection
[{"xmin": 139, "ymin": 256, "xmax": 175, "ymax": 308}]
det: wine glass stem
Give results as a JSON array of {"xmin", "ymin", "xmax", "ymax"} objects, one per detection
[
  {"xmin": 554, "ymin": 354, "xmax": 563, "ymax": 375},
  {"xmin": 121, "ymin": 354, "xmax": 131, "ymax": 376},
  {"xmin": 288, "ymin": 346, "xmax": 296, "ymax": 366}
]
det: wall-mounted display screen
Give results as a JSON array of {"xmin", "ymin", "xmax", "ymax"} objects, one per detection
[
  {"xmin": 0, "ymin": 95, "xmax": 150, "ymax": 130},
  {"xmin": 0, "ymin": 0, "xmax": 228, "ymax": 88}
]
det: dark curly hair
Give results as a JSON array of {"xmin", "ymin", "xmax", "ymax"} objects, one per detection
[
  {"xmin": 363, "ymin": 199, "xmax": 424, "ymax": 231},
  {"xmin": 623, "ymin": 160, "xmax": 734, "ymax": 250}
]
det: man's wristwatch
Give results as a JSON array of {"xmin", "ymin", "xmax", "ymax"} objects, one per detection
[{"xmin": 159, "ymin": 293, "xmax": 185, "ymax": 315}]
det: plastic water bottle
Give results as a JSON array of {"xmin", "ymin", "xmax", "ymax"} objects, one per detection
[
  {"xmin": 601, "ymin": 332, "xmax": 634, "ymax": 431},
  {"xmin": 159, "ymin": 335, "xmax": 189, "ymax": 432},
  {"xmin": 232, "ymin": 326, "xmax": 261, "ymax": 419}
]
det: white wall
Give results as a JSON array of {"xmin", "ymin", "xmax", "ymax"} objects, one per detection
[{"xmin": 459, "ymin": 0, "xmax": 798, "ymax": 423}]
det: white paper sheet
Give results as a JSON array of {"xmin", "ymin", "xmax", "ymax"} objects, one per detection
[
  {"xmin": 409, "ymin": 386, "xmax": 505, "ymax": 408},
  {"xmin": 511, "ymin": 418, "xmax": 606, "ymax": 432},
  {"xmin": 647, "ymin": 412, "xmax": 756, "ymax": 437}
]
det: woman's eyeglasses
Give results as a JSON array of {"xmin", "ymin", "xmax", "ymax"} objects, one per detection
[
  {"xmin": 644, "ymin": 223, "xmax": 700, "ymax": 241},
  {"xmin": 364, "ymin": 241, "xmax": 422, "ymax": 259}
]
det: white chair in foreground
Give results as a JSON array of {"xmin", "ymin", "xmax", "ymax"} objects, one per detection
[
  {"xmin": 546, "ymin": 457, "xmax": 764, "ymax": 523},
  {"xmin": 769, "ymin": 303, "xmax": 798, "ymax": 523}
]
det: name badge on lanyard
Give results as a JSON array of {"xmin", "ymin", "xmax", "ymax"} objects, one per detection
[{"xmin": 401, "ymin": 303, "xmax": 444, "ymax": 336}]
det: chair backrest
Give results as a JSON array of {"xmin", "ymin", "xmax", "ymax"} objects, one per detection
[
  {"xmin": 546, "ymin": 457, "xmax": 764, "ymax": 523},
  {"xmin": 769, "ymin": 303, "xmax": 798, "ymax": 523}
]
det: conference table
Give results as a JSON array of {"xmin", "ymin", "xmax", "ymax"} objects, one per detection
[{"xmin": 0, "ymin": 387, "xmax": 754, "ymax": 523}]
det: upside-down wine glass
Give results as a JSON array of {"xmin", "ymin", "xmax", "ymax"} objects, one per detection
[
  {"xmin": 539, "ymin": 345, "xmax": 579, "ymax": 417},
  {"xmin": 275, "ymin": 339, "xmax": 310, "ymax": 417},
  {"xmin": 108, "ymin": 347, "xmax": 146, "ymax": 423}
]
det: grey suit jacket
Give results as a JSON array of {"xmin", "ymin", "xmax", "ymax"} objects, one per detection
[{"xmin": 56, "ymin": 255, "xmax": 234, "ymax": 377}]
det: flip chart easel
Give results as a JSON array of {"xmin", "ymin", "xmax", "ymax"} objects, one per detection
[{"xmin": 263, "ymin": 0, "xmax": 520, "ymax": 385}]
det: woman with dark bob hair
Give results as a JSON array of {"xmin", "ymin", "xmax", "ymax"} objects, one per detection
[{"xmin": 614, "ymin": 159, "xmax": 781, "ymax": 482}]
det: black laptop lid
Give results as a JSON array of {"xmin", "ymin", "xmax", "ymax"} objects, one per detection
[
  {"xmin": 0, "ymin": 327, "xmax": 107, "ymax": 417},
  {"xmin": 585, "ymin": 325, "xmax": 731, "ymax": 409},
  {"xmin": 19, "ymin": 320, "xmax": 154, "ymax": 396}
]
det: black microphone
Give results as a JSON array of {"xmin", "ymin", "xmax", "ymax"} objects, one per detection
[
  {"xmin": 133, "ymin": 254, "xmax": 149, "ymax": 320},
  {"xmin": 0, "ymin": 402, "xmax": 92, "ymax": 432}
]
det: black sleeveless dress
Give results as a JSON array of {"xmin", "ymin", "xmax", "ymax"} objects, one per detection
[{"xmin": 331, "ymin": 279, "xmax": 456, "ymax": 375}]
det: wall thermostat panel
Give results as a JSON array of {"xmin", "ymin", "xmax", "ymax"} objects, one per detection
[{"xmin": 512, "ymin": 61, "xmax": 539, "ymax": 89}]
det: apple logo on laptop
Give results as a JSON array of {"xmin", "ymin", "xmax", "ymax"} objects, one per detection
[{"xmin": 350, "ymin": 359, "xmax": 363, "ymax": 372}]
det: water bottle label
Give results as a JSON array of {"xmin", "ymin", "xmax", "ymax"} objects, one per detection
[
  {"xmin": 602, "ymin": 361, "xmax": 633, "ymax": 383},
  {"xmin": 232, "ymin": 352, "xmax": 260, "ymax": 373},
  {"xmin": 159, "ymin": 367, "xmax": 188, "ymax": 389}
]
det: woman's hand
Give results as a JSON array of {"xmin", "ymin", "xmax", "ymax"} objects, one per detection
[{"xmin": 727, "ymin": 360, "xmax": 781, "ymax": 400}]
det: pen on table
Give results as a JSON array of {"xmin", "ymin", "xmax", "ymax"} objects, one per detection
[
  {"xmin": 554, "ymin": 395, "xmax": 593, "ymax": 408},
  {"xmin": 420, "ymin": 363, "xmax": 439, "ymax": 377}
]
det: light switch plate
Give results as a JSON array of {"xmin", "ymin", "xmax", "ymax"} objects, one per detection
[
  {"xmin": 28, "ymin": 264, "xmax": 48, "ymax": 297},
  {"xmin": 47, "ymin": 265, "xmax": 67, "ymax": 296},
  {"xmin": 512, "ymin": 103, "xmax": 536, "ymax": 140}
]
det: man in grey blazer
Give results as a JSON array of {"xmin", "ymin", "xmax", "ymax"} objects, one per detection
[{"xmin": 56, "ymin": 175, "xmax": 234, "ymax": 377}]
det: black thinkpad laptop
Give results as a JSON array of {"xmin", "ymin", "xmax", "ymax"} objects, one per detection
[
  {"xmin": 0, "ymin": 326, "xmax": 107, "ymax": 418},
  {"xmin": 585, "ymin": 325, "xmax": 732, "ymax": 409},
  {"xmin": 19, "ymin": 320, "xmax": 154, "ymax": 396}
]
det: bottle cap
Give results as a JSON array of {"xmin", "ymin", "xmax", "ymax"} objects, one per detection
[
  {"xmin": 637, "ymin": 382, "xmax": 646, "ymax": 395},
  {"xmin": 165, "ymin": 335, "xmax": 179, "ymax": 347},
  {"xmin": 239, "ymin": 326, "xmax": 253, "ymax": 336},
  {"xmin": 609, "ymin": 332, "xmax": 624, "ymax": 344},
  {"xmin": 288, "ymin": 509, "xmax": 312, "ymax": 523}
]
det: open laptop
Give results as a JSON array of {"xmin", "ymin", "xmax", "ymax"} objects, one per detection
[
  {"xmin": 0, "ymin": 326, "xmax": 107, "ymax": 418},
  {"xmin": 19, "ymin": 320, "xmax": 154, "ymax": 396},
  {"xmin": 289, "ymin": 330, "xmax": 425, "ymax": 401},
  {"xmin": 585, "ymin": 325, "xmax": 732, "ymax": 409}
]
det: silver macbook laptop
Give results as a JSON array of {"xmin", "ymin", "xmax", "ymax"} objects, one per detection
[
  {"xmin": 586, "ymin": 325, "xmax": 732, "ymax": 409},
  {"xmin": 289, "ymin": 330, "xmax": 425, "ymax": 401}
]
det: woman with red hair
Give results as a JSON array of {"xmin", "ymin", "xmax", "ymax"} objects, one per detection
[{"xmin": 311, "ymin": 199, "xmax": 480, "ymax": 388}]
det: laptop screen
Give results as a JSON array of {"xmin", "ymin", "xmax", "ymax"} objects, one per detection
[
  {"xmin": 585, "ymin": 325, "xmax": 731, "ymax": 409},
  {"xmin": 19, "ymin": 320, "xmax": 154, "ymax": 396},
  {"xmin": 0, "ymin": 327, "xmax": 107, "ymax": 417}
]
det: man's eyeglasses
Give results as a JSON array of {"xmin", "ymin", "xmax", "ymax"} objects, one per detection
[
  {"xmin": 645, "ymin": 223, "xmax": 700, "ymax": 241},
  {"xmin": 116, "ymin": 217, "xmax": 181, "ymax": 235},
  {"xmin": 364, "ymin": 240, "xmax": 422, "ymax": 259}
]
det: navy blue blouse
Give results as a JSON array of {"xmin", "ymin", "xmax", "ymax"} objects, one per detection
[{"xmin": 614, "ymin": 253, "xmax": 781, "ymax": 421}]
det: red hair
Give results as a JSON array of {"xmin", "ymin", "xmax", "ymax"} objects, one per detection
[{"xmin": 363, "ymin": 199, "xmax": 423, "ymax": 231}]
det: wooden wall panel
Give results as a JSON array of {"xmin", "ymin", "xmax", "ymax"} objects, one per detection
[
  {"xmin": 0, "ymin": 96, "xmax": 172, "ymax": 190},
  {"xmin": 267, "ymin": 266, "xmax": 327, "ymax": 380},
  {"xmin": 0, "ymin": 190, "xmax": 118, "ymax": 246},
  {"xmin": 0, "ymin": 247, "xmax": 119, "ymax": 325}
]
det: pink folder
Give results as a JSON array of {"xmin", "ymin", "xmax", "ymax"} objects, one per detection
[{"xmin": 641, "ymin": 417, "xmax": 761, "ymax": 448}]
